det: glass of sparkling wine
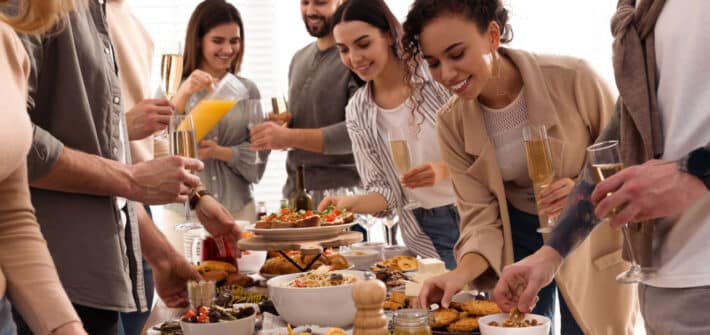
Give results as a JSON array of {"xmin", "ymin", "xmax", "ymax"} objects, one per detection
[
  {"xmin": 156, "ymin": 52, "xmax": 183, "ymax": 143},
  {"xmin": 160, "ymin": 52, "xmax": 183, "ymax": 100},
  {"xmin": 247, "ymin": 99, "xmax": 266, "ymax": 164},
  {"xmin": 587, "ymin": 140, "xmax": 648, "ymax": 283},
  {"xmin": 388, "ymin": 128, "xmax": 421, "ymax": 210},
  {"xmin": 271, "ymin": 96, "xmax": 288, "ymax": 122},
  {"xmin": 522, "ymin": 125, "xmax": 556, "ymax": 233},
  {"xmin": 170, "ymin": 114, "xmax": 201, "ymax": 232}
]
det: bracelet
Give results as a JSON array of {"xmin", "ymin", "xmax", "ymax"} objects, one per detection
[{"xmin": 189, "ymin": 190, "xmax": 211, "ymax": 210}]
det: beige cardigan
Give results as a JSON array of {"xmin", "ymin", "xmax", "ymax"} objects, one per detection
[
  {"xmin": 107, "ymin": 0, "xmax": 155, "ymax": 163},
  {"xmin": 0, "ymin": 22, "xmax": 80, "ymax": 335},
  {"xmin": 437, "ymin": 48, "xmax": 638, "ymax": 334}
]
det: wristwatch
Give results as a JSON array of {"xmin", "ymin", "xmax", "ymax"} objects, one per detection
[
  {"xmin": 678, "ymin": 147, "xmax": 710, "ymax": 190},
  {"xmin": 189, "ymin": 190, "xmax": 212, "ymax": 210}
]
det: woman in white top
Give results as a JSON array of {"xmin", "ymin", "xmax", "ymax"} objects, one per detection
[{"xmin": 318, "ymin": 0, "xmax": 459, "ymax": 268}]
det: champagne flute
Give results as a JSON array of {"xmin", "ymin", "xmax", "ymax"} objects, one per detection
[
  {"xmin": 387, "ymin": 128, "xmax": 421, "ymax": 210},
  {"xmin": 587, "ymin": 141, "xmax": 648, "ymax": 283},
  {"xmin": 246, "ymin": 99, "xmax": 266, "ymax": 164},
  {"xmin": 271, "ymin": 96, "xmax": 288, "ymax": 122},
  {"xmin": 160, "ymin": 52, "xmax": 183, "ymax": 100},
  {"xmin": 169, "ymin": 113, "xmax": 201, "ymax": 232},
  {"xmin": 154, "ymin": 49, "xmax": 183, "ymax": 148},
  {"xmin": 271, "ymin": 95, "xmax": 292, "ymax": 152},
  {"xmin": 522, "ymin": 125, "xmax": 556, "ymax": 233}
]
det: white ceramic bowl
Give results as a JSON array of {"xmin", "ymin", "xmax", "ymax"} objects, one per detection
[
  {"xmin": 350, "ymin": 242, "xmax": 385, "ymax": 260},
  {"xmin": 238, "ymin": 250, "xmax": 267, "ymax": 273},
  {"xmin": 383, "ymin": 246, "xmax": 415, "ymax": 259},
  {"xmin": 267, "ymin": 270, "xmax": 366, "ymax": 327},
  {"xmin": 478, "ymin": 313, "xmax": 551, "ymax": 335},
  {"xmin": 235, "ymin": 220, "xmax": 267, "ymax": 273},
  {"xmin": 341, "ymin": 249, "xmax": 381, "ymax": 270},
  {"xmin": 180, "ymin": 306, "xmax": 256, "ymax": 335}
]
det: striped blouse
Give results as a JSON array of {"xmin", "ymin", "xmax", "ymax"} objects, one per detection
[{"xmin": 345, "ymin": 71, "xmax": 452, "ymax": 259}]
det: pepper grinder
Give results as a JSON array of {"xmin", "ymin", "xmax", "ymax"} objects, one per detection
[{"xmin": 352, "ymin": 272, "xmax": 388, "ymax": 335}]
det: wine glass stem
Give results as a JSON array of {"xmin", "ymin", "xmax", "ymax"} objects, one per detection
[
  {"xmin": 621, "ymin": 223, "xmax": 640, "ymax": 267},
  {"xmin": 385, "ymin": 226, "xmax": 392, "ymax": 247}
]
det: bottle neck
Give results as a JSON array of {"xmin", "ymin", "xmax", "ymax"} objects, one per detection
[{"xmin": 296, "ymin": 166, "xmax": 306, "ymax": 191}]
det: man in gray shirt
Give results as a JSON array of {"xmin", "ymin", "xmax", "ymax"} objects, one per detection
[{"xmin": 250, "ymin": 0, "xmax": 361, "ymax": 202}]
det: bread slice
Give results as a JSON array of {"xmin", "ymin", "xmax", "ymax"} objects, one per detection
[
  {"xmin": 271, "ymin": 221, "xmax": 295, "ymax": 229},
  {"xmin": 295, "ymin": 215, "xmax": 321, "ymax": 228},
  {"xmin": 320, "ymin": 217, "xmax": 344, "ymax": 226},
  {"xmin": 255, "ymin": 220, "xmax": 272, "ymax": 229},
  {"xmin": 340, "ymin": 211, "xmax": 354, "ymax": 224}
]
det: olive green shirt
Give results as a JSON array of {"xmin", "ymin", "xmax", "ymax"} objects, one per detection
[{"xmin": 16, "ymin": 0, "xmax": 146, "ymax": 312}]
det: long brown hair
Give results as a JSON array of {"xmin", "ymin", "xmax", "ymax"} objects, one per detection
[
  {"xmin": 0, "ymin": 0, "xmax": 78, "ymax": 34},
  {"xmin": 331, "ymin": 0, "xmax": 426, "ymax": 129},
  {"xmin": 402, "ymin": 0, "xmax": 513, "ymax": 86},
  {"xmin": 182, "ymin": 0, "xmax": 245, "ymax": 78}
]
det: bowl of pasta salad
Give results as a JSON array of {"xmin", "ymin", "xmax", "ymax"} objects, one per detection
[{"xmin": 267, "ymin": 266, "xmax": 365, "ymax": 327}]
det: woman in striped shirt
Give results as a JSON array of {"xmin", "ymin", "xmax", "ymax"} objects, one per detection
[{"xmin": 318, "ymin": 0, "xmax": 460, "ymax": 269}]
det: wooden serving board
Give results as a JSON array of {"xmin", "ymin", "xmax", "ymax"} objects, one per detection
[{"xmin": 238, "ymin": 231, "xmax": 363, "ymax": 255}]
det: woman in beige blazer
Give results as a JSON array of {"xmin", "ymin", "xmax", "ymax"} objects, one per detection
[
  {"xmin": 0, "ymin": 1, "xmax": 86, "ymax": 334},
  {"xmin": 402, "ymin": 0, "xmax": 637, "ymax": 334}
]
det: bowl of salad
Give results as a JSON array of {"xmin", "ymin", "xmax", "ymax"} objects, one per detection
[{"xmin": 180, "ymin": 305, "xmax": 256, "ymax": 335}]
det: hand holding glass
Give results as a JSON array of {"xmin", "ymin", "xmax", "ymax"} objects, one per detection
[
  {"xmin": 388, "ymin": 128, "xmax": 421, "ymax": 210},
  {"xmin": 170, "ymin": 114, "xmax": 201, "ymax": 232},
  {"xmin": 587, "ymin": 140, "xmax": 650, "ymax": 283},
  {"xmin": 522, "ymin": 125, "xmax": 557, "ymax": 233}
]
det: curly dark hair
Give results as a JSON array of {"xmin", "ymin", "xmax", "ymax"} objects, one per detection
[{"xmin": 401, "ymin": 0, "xmax": 513, "ymax": 84}]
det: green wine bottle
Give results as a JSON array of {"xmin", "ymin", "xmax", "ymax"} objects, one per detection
[{"xmin": 290, "ymin": 165, "xmax": 313, "ymax": 211}]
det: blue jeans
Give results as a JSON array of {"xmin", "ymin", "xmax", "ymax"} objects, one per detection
[
  {"xmin": 119, "ymin": 205, "xmax": 155, "ymax": 335},
  {"xmin": 15, "ymin": 303, "xmax": 119, "ymax": 335},
  {"xmin": 0, "ymin": 297, "xmax": 17, "ymax": 335},
  {"xmin": 508, "ymin": 204, "xmax": 583, "ymax": 335},
  {"xmin": 118, "ymin": 258, "xmax": 153, "ymax": 335},
  {"xmin": 412, "ymin": 204, "xmax": 460, "ymax": 269}
]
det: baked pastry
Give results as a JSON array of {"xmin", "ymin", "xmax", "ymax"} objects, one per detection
[
  {"xmin": 430, "ymin": 308, "xmax": 460, "ymax": 329},
  {"xmin": 325, "ymin": 254, "xmax": 349, "ymax": 269},
  {"xmin": 259, "ymin": 252, "xmax": 350, "ymax": 275},
  {"xmin": 450, "ymin": 300, "xmax": 501, "ymax": 316},
  {"xmin": 447, "ymin": 317, "xmax": 479, "ymax": 332}
]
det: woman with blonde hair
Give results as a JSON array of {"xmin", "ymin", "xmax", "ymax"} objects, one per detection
[{"xmin": 0, "ymin": 0, "xmax": 86, "ymax": 334}]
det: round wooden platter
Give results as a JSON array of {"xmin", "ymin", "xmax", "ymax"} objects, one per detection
[{"xmin": 238, "ymin": 230, "xmax": 363, "ymax": 255}]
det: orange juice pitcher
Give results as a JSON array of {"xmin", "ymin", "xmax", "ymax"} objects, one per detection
[
  {"xmin": 179, "ymin": 73, "xmax": 249, "ymax": 142},
  {"xmin": 188, "ymin": 100, "xmax": 236, "ymax": 141}
]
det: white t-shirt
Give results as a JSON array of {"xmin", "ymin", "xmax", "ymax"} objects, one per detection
[
  {"xmin": 643, "ymin": 0, "xmax": 710, "ymax": 288},
  {"xmin": 376, "ymin": 100, "xmax": 456, "ymax": 209}
]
